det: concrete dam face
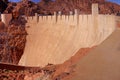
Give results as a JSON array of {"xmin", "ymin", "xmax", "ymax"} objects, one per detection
[
  {"xmin": 18, "ymin": 4, "xmax": 116, "ymax": 67},
  {"xmin": 18, "ymin": 14, "xmax": 116, "ymax": 67}
]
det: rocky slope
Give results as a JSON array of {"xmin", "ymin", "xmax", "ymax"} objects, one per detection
[
  {"xmin": 0, "ymin": 47, "xmax": 93, "ymax": 80},
  {"xmin": 4, "ymin": 1, "xmax": 38, "ymax": 16},
  {"xmin": 2, "ymin": 0, "xmax": 120, "ymax": 15},
  {"xmin": 0, "ymin": 0, "xmax": 8, "ymax": 13},
  {"xmin": 38, "ymin": 0, "xmax": 120, "ymax": 15},
  {"xmin": 0, "ymin": 17, "xmax": 27, "ymax": 64}
]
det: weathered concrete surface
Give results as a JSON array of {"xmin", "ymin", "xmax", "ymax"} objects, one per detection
[
  {"xmin": 19, "ymin": 14, "xmax": 116, "ymax": 67},
  {"xmin": 68, "ymin": 29, "xmax": 120, "ymax": 80}
]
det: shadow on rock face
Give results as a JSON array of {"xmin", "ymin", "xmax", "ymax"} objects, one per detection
[
  {"xmin": 0, "ymin": 21, "xmax": 5, "ymax": 32},
  {"xmin": 0, "ymin": 1, "xmax": 8, "ymax": 13},
  {"xmin": 10, "ymin": 16, "xmax": 27, "ymax": 26}
]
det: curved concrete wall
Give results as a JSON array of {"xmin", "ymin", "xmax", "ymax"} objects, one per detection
[{"xmin": 19, "ymin": 14, "xmax": 116, "ymax": 67}]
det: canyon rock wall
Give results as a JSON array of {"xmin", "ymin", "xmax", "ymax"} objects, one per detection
[
  {"xmin": 0, "ymin": 14, "xmax": 27, "ymax": 64},
  {"xmin": 19, "ymin": 12, "xmax": 116, "ymax": 67}
]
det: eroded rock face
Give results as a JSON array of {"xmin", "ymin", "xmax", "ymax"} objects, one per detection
[
  {"xmin": 0, "ymin": 17, "xmax": 27, "ymax": 64},
  {"xmin": 0, "ymin": 21, "xmax": 5, "ymax": 32},
  {"xmin": 3, "ymin": 0, "xmax": 120, "ymax": 15},
  {"xmin": 38, "ymin": 0, "xmax": 120, "ymax": 15},
  {"xmin": 0, "ymin": 0, "xmax": 8, "ymax": 13},
  {"xmin": 4, "ymin": 1, "xmax": 38, "ymax": 16}
]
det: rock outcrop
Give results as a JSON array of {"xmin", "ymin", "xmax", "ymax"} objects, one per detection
[
  {"xmin": 38, "ymin": 0, "xmax": 120, "ymax": 15},
  {"xmin": 0, "ymin": 0, "xmax": 8, "ymax": 13},
  {"xmin": 0, "ymin": 16, "xmax": 27, "ymax": 64},
  {"xmin": 3, "ymin": 0, "xmax": 120, "ymax": 15}
]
